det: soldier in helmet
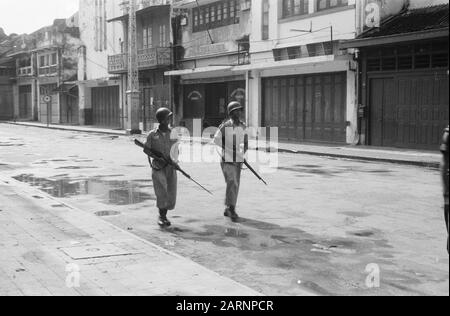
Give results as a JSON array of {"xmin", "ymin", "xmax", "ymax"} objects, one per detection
[
  {"xmin": 214, "ymin": 101, "xmax": 249, "ymax": 222},
  {"xmin": 441, "ymin": 126, "xmax": 449, "ymax": 253},
  {"xmin": 145, "ymin": 107, "xmax": 179, "ymax": 227}
]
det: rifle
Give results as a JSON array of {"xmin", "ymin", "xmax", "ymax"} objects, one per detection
[
  {"xmin": 221, "ymin": 146, "xmax": 268, "ymax": 186},
  {"xmin": 243, "ymin": 159, "xmax": 268, "ymax": 186},
  {"xmin": 134, "ymin": 139, "xmax": 214, "ymax": 196}
]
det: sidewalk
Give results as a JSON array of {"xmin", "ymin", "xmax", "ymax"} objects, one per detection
[
  {"xmin": 2, "ymin": 121, "xmax": 442, "ymax": 168},
  {"xmin": 274, "ymin": 142, "xmax": 441, "ymax": 169},
  {"xmin": 0, "ymin": 175, "xmax": 263, "ymax": 296}
]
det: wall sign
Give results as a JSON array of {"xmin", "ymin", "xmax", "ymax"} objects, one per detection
[
  {"xmin": 363, "ymin": 0, "xmax": 407, "ymax": 30},
  {"xmin": 188, "ymin": 91, "xmax": 203, "ymax": 101}
]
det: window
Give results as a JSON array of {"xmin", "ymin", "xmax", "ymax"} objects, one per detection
[
  {"xmin": 365, "ymin": 40, "xmax": 448, "ymax": 72},
  {"xmin": 51, "ymin": 53, "xmax": 57, "ymax": 65},
  {"xmin": 211, "ymin": 6, "xmax": 216, "ymax": 23},
  {"xmin": 217, "ymin": 4, "xmax": 222, "ymax": 21},
  {"xmin": 262, "ymin": 0, "xmax": 270, "ymax": 40},
  {"xmin": 223, "ymin": 1, "xmax": 229, "ymax": 19},
  {"xmin": 193, "ymin": 0, "xmax": 240, "ymax": 32},
  {"xmin": 38, "ymin": 52, "xmax": 58, "ymax": 76},
  {"xmin": 142, "ymin": 20, "xmax": 153, "ymax": 49},
  {"xmin": 194, "ymin": 10, "xmax": 199, "ymax": 27},
  {"xmin": 199, "ymin": 9, "xmax": 204, "ymax": 25},
  {"xmin": 159, "ymin": 25, "xmax": 167, "ymax": 47},
  {"xmin": 283, "ymin": 0, "xmax": 308, "ymax": 18},
  {"xmin": 316, "ymin": 0, "xmax": 348, "ymax": 11},
  {"xmin": 230, "ymin": 0, "xmax": 235, "ymax": 18},
  {"xmin": 205, "ymin": 8, "xmax": 210, "ymax": 25}
]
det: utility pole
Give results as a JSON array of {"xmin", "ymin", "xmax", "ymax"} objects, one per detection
[{"xmin": 126, "ymin": 0, "xmax": 141, "ymax": 134}]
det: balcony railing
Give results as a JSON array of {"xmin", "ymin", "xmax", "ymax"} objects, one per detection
[
  {"xmin": 108, "ymin": 47, "xmax": 172, "ymax": 74},
  {"xmin": 17, "ymin": 66, "xmax": 33, "ymax": 77},
  {"xmin": 38, "ymin": 65, "xmax": 58, "ymax": 76}
]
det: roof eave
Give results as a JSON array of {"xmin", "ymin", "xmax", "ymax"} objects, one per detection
[{"xmin": 340, "ymin": 27, "xmax": 449, "ymax": 49}]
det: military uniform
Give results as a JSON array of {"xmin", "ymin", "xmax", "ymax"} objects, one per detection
[
  {"xmin": 214, "ymin": 118, "xmax": 248, "ymax": 210},
  {"xmin": 441, "ymin": 126, "xmax": 449, "ymax": 253},
  {"xmin": 146, "ymin": 127, "xmax": 178, "ymax": 211}
]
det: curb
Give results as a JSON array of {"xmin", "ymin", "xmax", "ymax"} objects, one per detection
[
  {"xmin": 276, "ymin": 148, "xmax": 441, "ymax": 169},
  {"xmin": 2, "ymin": 121, "xmax": 440, "ymax": 169},
  {"xmin": 2, "ymin": 121, "xmax": 127, "ymax": 136}
]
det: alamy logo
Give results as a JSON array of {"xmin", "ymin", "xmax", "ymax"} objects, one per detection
[
  {"xmin": 65, "ymin": 263, "xmax": 81, "ymax": 289},
  {"xmin": 365, "ymin": 263, "xmax": 381, "ymax": 289},
  {"xmin": 365, "ymin": 2, "xmax": 381, "ymax": 28}
]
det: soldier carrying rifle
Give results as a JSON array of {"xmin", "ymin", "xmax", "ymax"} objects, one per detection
[
  {"xmin": 137, "ymin": 108, "xmax": 213, "ymax": 228},
  {"xmin": 214, "ymin": 101, "xmax": 249, "ymax": 222},
  {"xmin": 144, "ymin": 107, "xmax": 179, "ymax": 228}
]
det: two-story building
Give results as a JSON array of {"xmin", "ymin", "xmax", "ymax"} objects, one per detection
[
  {"xmin": 0, "ymin": 32, "xmax": 16, "ymax": 120},
  {"xmin": 167, "ymin": 0, "xmax": 251, "ymax": 131},
  {"xmin": 8, "ymin": 17, "xmax": 82, "ymax": 125},
  {"xmin": 168, "ymin": 0, "xmax": 360, "ymax": 144},
  {"xmin": 78, "ymin": 0, "xmax": 124, "ymax": 128},
  {"xmin": 342, "ymin": 0, "xmax": 449, "ymax": 150},
  {"xmin": 108, "ymin": 0, "xmax": 173, "ymax": 131},
  {"xmin": 245, "ymin": 0, "xmax": 359, "ymax": 144}
]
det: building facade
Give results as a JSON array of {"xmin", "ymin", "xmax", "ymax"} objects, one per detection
[
  {"xmin": 246, "ymin": 0, "xmax": 359, "ymax": 144},
  {"xmin": 8, "ymin": 17, "xmax": 82, "ymax": 124},
  {"xmin": 0, "ymin": 63, "xmax": 14, "ymax": 120},
  {"xmin": 107, "ymin": 0, "xmax": 173, "ymax": 131},
  {"xmin": 167, "ymin": 0, "xmax": 251, "ymax": 132},
  {"xmin": 78, "ymin": 0, "xmax": 124, "ymax": 127},
  {"xmin": 0, "ymin": 32, "xmax": 16, "ymax": 120},
  {"xmin": 343, "ymin": 0, "xmax": 449, "ymax": 150},
  {"xmin": 167, "ymin": 0, "xmax": 359, "ymax": 144}
]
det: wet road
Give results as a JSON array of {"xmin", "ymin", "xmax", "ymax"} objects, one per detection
[{"xmin": 0, "ymin": 124, "xmax": 448, "ymax": 296}]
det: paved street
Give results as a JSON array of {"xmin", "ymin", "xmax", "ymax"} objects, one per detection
[{"xmin": 0, "ymin": 123, "xmax": 448, "ymax": 296}]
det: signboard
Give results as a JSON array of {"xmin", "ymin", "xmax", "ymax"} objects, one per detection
[
  {"xmin": 43, "ymin": 95, "xmax": 52, "ymax": 103},
  {"xmin": 363, "ymin": 0, "xmax": 407, "ymax": 30},
  {"xmin": 187, "ymin": 91, "xmax": 203, "ymax": 101}
]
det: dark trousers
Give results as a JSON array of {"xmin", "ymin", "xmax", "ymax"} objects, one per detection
[{"xmin": 445, "ymin": 204, "xmax": 449, "ymax": 254}]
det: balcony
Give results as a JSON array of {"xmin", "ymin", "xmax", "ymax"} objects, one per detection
[
  {"xmin": 38, "ymin": 65, "xmax": 58, "ymax": 76},
  {"xmin": 17, "ymin": 66, "xmax": 33, "ymax": 77},
  {"xmin": 108, "ymin": 47, "xmax": 172, "ymax": 74}
]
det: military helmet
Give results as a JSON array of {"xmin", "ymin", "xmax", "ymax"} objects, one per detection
[
  {"xmin": 156, "ymin": 107, "xmax": 173, "ymax": 123},
  {"xmin": 227, "ymin": 101, "xmax": 243, "ymax": 115}
]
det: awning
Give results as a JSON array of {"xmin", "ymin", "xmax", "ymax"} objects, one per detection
[
  {"xmin": 340, "ymin": 28, "xmax": 449, "ymax": 49},
  {"xmin": 235, "ymin": 55, "xmax": 336, "ymax": 72},
  {"xmin": 341, "ymin": 4, "xmax": 449, "ymax": 49},
  {"xmin": 165, "ymin": 65, "xmax": 232, "ymax": 77},
  {"xmin": 108, "ymin": 5, "xmax": 170, "ymax": 23},
  {"xmin": 53, "ymin": 83, "xmax": 78, "ymax": 98},
  {"xmin": 172, "ymin": 0, "xmax": 218, "ymax": 9}
]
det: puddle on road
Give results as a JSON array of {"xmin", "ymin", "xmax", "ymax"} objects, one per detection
[
  {"xmin": 278, "ymin": 167, "xmax": 340, "ymax": 177},
  {"xmin": 13, "ymin": 174, "xmax": 156, "ymax": 205},
  {"xmin": 56, "ymin": 166, "xmax": 99, "ymax": 170},
  {"xmin": 0, "ymin": 142, "xmax": 24, "ymax": 147}
]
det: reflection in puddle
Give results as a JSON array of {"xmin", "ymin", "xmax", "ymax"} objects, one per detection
[{"xmin": 13, "ymin": 174, "xmax": 155, "ymax": 205}]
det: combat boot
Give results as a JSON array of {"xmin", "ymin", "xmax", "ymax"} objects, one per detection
[
  {"xmin": 224, "ymin": 206, "xmax": 239, "ymax": 222},
  {"xmin": 158, "ymin": 209, "xmax": 171, "ymax": 227}
]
